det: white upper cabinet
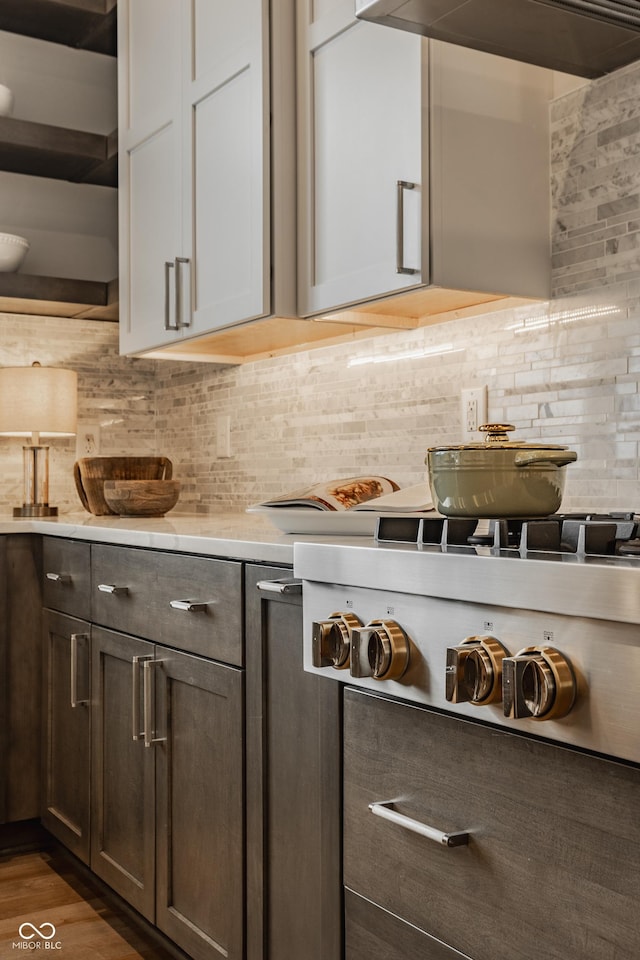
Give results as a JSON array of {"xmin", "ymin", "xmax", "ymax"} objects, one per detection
[
  {"xmin": 297, "ymin": 4, "xmax": 424, "ymax": 316},
  {"xmin": 184, "ymin": 0, "xmax": 269, "ymax": 338},
  {"xmin": 118, "ymin": 0, "xmax": 183, "ymax": 353},
  {"xmin": 297, "ymin": 0, "xmax": 552, "ymax": 319},
  {"xmin": 119, "ymin": 0, "xmax": 551, "ymax": 361},
  {"xmin": 119, "ymin": 0, "xmax": 282, "ymax": 355}
]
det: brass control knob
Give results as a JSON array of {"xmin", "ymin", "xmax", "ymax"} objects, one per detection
[
  {"xmin": 311, "ymin": 612, "xmax": 362, "ymax": 670},
  {"xmin": 502, "ymin": 646, "xmax": 576, "ymax": 721},
  {"xmin": 350, "ymin": 619, "xmax": 410, "ymax": 681},
  {"xmin": 445, "ymin": 635, "xmax": 509, "ymax": 705}
]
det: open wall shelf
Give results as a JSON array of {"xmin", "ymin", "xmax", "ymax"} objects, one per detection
[
  {"xmin": 0, "ymin": 274, "xmax": 118, "ymax": 319},
  {"xmin": 0, "ymin": 116, "xmax": 117, "ymax": 186},
  {"xmin": 0, "ymin": 0, "xmax": 116, "ymax": 56},
  {"xmin": 0, "ymin": 1, "xmax": 119, "ymax": 319}
]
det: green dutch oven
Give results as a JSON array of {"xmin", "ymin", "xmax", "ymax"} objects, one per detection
[{"xmin": 426, "ymin": 424, "xmax": 578, "ymax": 519}]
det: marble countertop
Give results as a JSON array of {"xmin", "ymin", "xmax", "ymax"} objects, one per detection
[{"xmin": 0, "ymin": 511, "xmax": 376, "ymax": 565}]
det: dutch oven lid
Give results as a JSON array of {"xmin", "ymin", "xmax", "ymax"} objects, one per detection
[{"xmin": 427, "ymin": 424, "xmax": 572, "ymax": 452}]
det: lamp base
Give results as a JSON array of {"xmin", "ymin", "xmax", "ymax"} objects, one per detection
[{"xmin": 13, "ymin": 504, "xmax": 58, "ymax": 517}]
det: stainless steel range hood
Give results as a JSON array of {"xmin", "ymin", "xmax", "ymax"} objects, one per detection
[{"xmin": 355, "ymin": 0, "xmax": 640, "ymax": 77}]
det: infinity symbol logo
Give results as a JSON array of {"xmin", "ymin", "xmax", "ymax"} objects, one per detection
[{"xmin": 18, "ymin": 922, "xmax": 57, "ymax": 940}]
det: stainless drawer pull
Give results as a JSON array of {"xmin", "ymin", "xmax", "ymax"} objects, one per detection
[
  {"xmin": 46, "ymin": 572, "xmax": 71, "ymax": 584},
  {"xmin": 98, "ymin": 583, "xmax": 129, "ymax": 596},
  {"xmin": 169, "ymin": 599, "xmax": 209, "ymax": 612},
  {"xmin": 256, "ymin": 578, "xmax": 302, "ymax": 595},
  {"xmin": 369, "ymin": 801, "xmax": 469, "ymax": 848},
  {"xmin": 70, "ymin": 633, "xmax": 89, "ymax": 708}
]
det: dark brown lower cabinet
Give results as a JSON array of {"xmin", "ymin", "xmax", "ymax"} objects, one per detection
[
  {"xmin": 90, "ymin": 626, "xmax": 244, "ymax": 960},
  {"xmin": 40, "ymin": 544, "xmax": 341, "ymax": 960},
  {"xmin": 345, "ymin": 890, "xmax": 467, "ymax": 960},
  {"xmin": 2, "ymin": 535, "xmax": 42, "ymax": 826},
  {"xmin": 41, "ymin": 609, "xmax": 91, "ymax": 863},
  {"xmin": 245, "ymin": 564, "xmax": 342, "ymax": 960},
  {"xmin": 343, "ymin": 688, "xmax": 640, "ymax": 960},
  {"xmin": 90, "ymin": 626, "xmax": 155, "ymax": 918},
  {"xmin": 154, "ymin": 643, "xmax": 243, "ymax": 960}
]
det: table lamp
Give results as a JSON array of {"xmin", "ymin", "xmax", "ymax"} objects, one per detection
[{"xmin": 0, "ymin": 362, "xmax": 78, "ymax": 516}]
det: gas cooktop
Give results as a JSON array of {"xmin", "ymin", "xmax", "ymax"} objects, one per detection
[
  {"xmin": 295, "ymin": 510, "xmax": 640, "ymax": 628},
  {"xmin": 295, "ymin": 509, "xmax": 640, "ymax": 763},
  {"xmin": 376, "ymin": 511, "xmax": 640, "ymax": 557}
]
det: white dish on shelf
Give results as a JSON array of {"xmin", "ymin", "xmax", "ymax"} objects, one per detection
[{"xmin": 0, "ymin": 233, "xmax": 29, "ymax": 271}]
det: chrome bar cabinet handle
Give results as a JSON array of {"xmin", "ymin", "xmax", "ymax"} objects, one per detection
[
  {"xmin": 98, "ymin": 583, "xmax": 129, "ymax": 596},
  {"xmin": 369, "ymin": 800, "xmax": 469, "ymax": 847},
  {"xmin": 164, "ymin": 259, "xmax": 178, "ymax": 330},
  {"xmin": 256, "ymin": 578, "xmax": 302, "ymax": 595},
  {"xmin": 143, "ymin": 659, "xmax": 166, "ymax": 748},
  {"xmin": 70, "ymin": 633, "xmax": 89, "ymax": 708},
  {"xmin": 175, "ymin": 256, "xmax": 191, "ymax": 328},
  {"xmin": 131, "ymin": 655, "xmax": 153, "ymax": 741},
  {"xmin": 46, "ymin": 572, "xmax": 71, "ymax": 585},
  {"xmin": 396, "ymin": 179, "xmax": 418, "ymax": 275},
  {"xmin": 169, "ymin": 599, "xmax": 210, "ymax": 612}
]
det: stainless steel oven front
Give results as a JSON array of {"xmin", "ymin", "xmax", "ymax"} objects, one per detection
[{"xmin": 295, "ymin": 524, "xmax": 640, "ymax": 960}]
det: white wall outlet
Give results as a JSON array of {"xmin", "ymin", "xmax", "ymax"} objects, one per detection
[
  {"xmin": 460, "ymin": 386, "xmax": 488, "ymax": 440},
  {"xmin": 76, "ymin": 423, "xmax": 101, "ymax": 459},
  {"xmin": 216, "ymin": 414, "xmax": 232, "ymax": 458}
]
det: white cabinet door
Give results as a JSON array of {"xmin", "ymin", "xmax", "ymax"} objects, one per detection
[
  {"xmin": 297, "ymin": 1, "xmax": 425, "ymax": 318},
  {"xmin": 119, "ymin": 0, "xmax": 272, "ymax": 354},
  {"xmin": 185, "ymin": 0, "xmax": 270, "ymax": 337},
  {"xmin": 118, "ymin": 0, "xmax": 184, "ymax": 354}
]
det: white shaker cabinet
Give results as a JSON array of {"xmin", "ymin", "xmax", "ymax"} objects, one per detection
[
  {"xmin": 297, "ymin": 3, "xmax": 423, "ymax": 316},
  {"xmin": 119, "ymin": 0, "xmax": 284, "ymax": 355},
  {"xmin": 297, "ymin": 0, "xmax": 552, "ymax": 318}
]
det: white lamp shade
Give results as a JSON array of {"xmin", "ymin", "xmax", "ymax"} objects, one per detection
[{"xmin": 0, "ymin": 365, "xmax": 78, "ymax": 436}]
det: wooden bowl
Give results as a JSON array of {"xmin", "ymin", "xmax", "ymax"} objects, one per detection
[
  {"xmin": 74, "ymin": 456, "xmax": 173, "ymax": 515},
  {"xmin": 102, "ymin": 479, "xmax": 180, "ymax": 517}
]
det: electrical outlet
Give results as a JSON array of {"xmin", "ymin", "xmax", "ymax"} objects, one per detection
[
  {"xmin": 460, "ymin": 387, "xmax": 488, "ymax": 440},
  {"xmin": 76, "ymin": 423, "xmax": 101, "ymax": 459}
]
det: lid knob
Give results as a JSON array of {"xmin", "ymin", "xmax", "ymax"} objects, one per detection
[{"xmin": 479, "ymin": 423, "xmax": 515, "ymax": 443}]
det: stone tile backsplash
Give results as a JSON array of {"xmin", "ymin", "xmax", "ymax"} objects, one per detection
[
  {"xmin": 155, "ymin": 286, "xmax": 640, "ymax": 514},
  {"xmin": 3, "ymin": 57, "xmax": 640, "ymax": 517},
  {"xmin": 0, "ymin": 315, "xmax": 157, "ymax": 515}
]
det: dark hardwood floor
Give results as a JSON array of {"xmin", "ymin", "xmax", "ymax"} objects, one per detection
[{"xmin": 0, "ymin": 848, "xmax": 181, "ymax": 959}]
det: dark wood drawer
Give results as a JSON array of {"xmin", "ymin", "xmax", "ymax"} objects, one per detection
[
  {"xmin": 343, "ymin": 688, "xmax": 640, "ymax": 960},
  {"xmin": 91, "ymin": 544, "xmax": 243, "ymax": 665},
  {"xmin": 42, "ymin": 537, "xmax": 91, "ymax": 620},
  {"xmin": 345, "ymin": 890, "xmax": 467, "ymax": 960}
]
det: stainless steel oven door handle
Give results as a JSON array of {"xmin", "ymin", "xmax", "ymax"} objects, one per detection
[{"xmin": 369, "ymin": 800, "xmax": 469, "ymax": 847}]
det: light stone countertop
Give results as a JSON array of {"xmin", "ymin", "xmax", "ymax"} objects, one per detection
[{"xmin": 0, "ymin": 511, "xmax": 376, "ymax": 565}]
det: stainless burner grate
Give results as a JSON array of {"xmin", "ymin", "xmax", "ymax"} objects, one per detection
[{"xmin": 375, "ymin": 512, "xmax": 640, "ymax": 557}]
